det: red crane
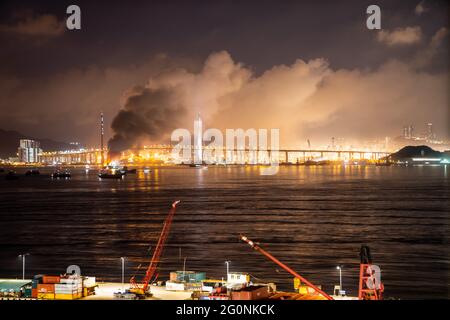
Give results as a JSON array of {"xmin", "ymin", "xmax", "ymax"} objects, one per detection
[
  {"xmin": 240, "ymin": 235, "xmax": 333, "ymax": 300},
  {"xmin": 130, "ymin": 200, "xmax": 180, "ymax": 296},
  {"xmin": 358, "ymin": 245, "xmax": 384, "ymax": 300}
]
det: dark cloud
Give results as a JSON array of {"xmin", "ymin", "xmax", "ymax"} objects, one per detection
[
  {"xmin": 109, "ymin": 86, "xmax": 187, "ymax": 152},
  {"xmin": 0, "ymin": 11, "xmax": 64, "ymax": 37}
]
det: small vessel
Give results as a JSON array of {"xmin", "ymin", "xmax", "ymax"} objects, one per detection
[
  {"xmin": 5, "ymin": 171, "xmax": 19, "ymax": 180},
  {"xmin": 51, "ymin": 170, "xmax": 71, "ymax": 179},
  {"xmin": 189, "ymin": 164, "xmax": 207, "ymax": 169},
  {"xmin": 98, "ymin": 169, "xmax": 123, "ymax": 179},
  {"xmin": 120, "ymin": 166, "xmax": 137, "ymax": 174},
  {"xmin": 25, "ymin": 169, "xmax": 40, "ymax": 176},
  {"xmin": 303, "ymin": 160, "xmax": 331, "ymax": 166},
  {"xmin": 375, "ymin": 161, "xmax": 392, "ymax": 166}
]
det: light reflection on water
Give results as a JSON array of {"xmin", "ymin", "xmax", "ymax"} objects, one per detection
[{"xmin": 0, "ymin": 165, "xmax": 448, "ymax": 299}]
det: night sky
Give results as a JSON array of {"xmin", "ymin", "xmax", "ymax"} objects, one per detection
[{"xmin": 0, "ymin": 0, "xmax": 448, "ymax": 148}]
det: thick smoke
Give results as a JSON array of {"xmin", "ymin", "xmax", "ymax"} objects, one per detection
[
  {"xmin": 108, "ymin": 86, "xmax": 186, "ymax": 152},
  {"xmin": 108, "ymin": 51, "xmax": 249, "ymax": 152}
]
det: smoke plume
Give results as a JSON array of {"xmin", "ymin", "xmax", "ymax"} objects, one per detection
[{"xmin": 109, "ymin": 42, "xmax": 448, "ymax": 151}]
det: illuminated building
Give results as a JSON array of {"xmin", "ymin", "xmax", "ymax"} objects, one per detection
[
  {"xmin": 427, "ymin": 123, "xmax": 434, "ymax": 141},
  {"xmin": 194, "ymin": 113, "xmax": 203, "ymax": 164},
  {"xmin": 39, "ymin": 148, "xmax": 104, "ymax": 165},
  {"xmin": 18, "ymin": 139, "xmax": 42, "ymax": 163}
]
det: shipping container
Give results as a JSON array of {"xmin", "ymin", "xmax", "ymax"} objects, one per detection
[
  {"xmin": 60, "ymin": 278, "xmax": 81, "ymax": 285},
  {"xmin": 165, "ymin": 281, "xmax": 185, "ymax": 291},
  {"xmin": 231, "ymin": 286, "xmax": 269, "ymax": 300},
  {"xmin": 185, "ymin": 282, "xmax": 202, "ymax": 291},
  {"xmin": 38, "ymin": 292, "xmax": 55, "ymax": 300},
  {"xmin": 55, "ymin": 289, "xmax": 80, "ymax": 294},
  {"xmin": 82, "ymin": 276, "xmax": 96, "ymax": 288},
  {"xmin": 55, "ymin": 292, "xmax": 81, "ymax": 300},
  {"xmin": 24, "ymin": 288, "xmax": 32, "ymax": 298},
  {"xmin": 37, "ymin": 283, "xmax": 55, "ymax": 293},
  {"xmin": 209, "ymin": 294, "xmax": 230, "ymax": 300},
  {"xmin": 43, "ymin": 275, "xmax": 61, "ymax": 284},
  {"xmin": 174, "ymin": 271, "xmax": 206, "ymax": 282},
  {"xmin": 55, "ymin": 283, "xmax": 81, "ymax": 289}
]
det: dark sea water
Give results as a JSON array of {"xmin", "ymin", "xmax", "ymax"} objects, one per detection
[{"xmin": 0, "ymin": 165, "xmax": 449, "ymax": 299}]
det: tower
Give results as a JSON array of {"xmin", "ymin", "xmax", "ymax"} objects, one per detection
[
  {"xmin": 403, "ymin": 126, "xmax": 409, "ymax": 139},
  {"xmin": 408, "ymin": 125, "xmax": 414, "ymax": 139},
  {"xmin": 100, "ymin": 112, "xmax": 104, "ymax": 166},
  {"xmin": 194, "ymin": 113, "xmax": 203, "ymax": 164},
  {"xmin": 427, "ymin": 123, "xmax": 433, "ymax": 140}
]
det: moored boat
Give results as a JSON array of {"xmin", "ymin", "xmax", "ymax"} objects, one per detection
[
  {"xmin": 5, "ymin": 171, "xmax": 19, "ymax": 180},
  {"xmin": 52, "ymin": 170, "xmax": 71, "ymax": 178},
  {"xmin": 98, "ymin": 170, "xmax": 123, "ymax": 179},
  {"xmin": 25, "ymin": 169, "xmax": 40, "ymax": 176}
]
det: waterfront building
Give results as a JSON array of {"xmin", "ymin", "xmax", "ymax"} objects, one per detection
[{"xmin": 18, "ymin": 139, "xmax": 42, "ymax": 163}]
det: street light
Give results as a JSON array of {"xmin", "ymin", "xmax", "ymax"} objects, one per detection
[
  {"xmin": 225, "ymin": 260, "xmax": 231, "ymax": 282},
  {"xmin": 18, "ymin": 253, "xmax": 30, "ymax": 280},
  {"xmin": 336, "ymin": 265, "xmax": 343, "ymax": 295},
  {"xmin": 120, "ymin": 257, "xmax": 125, "ymax": 292}
]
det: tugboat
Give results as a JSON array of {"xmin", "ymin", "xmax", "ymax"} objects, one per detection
[
  {"xmin": 98, "ymin": 169, "xmax": 123, "ymax": 179},
  {"xmin": 51, "ymin": 169, "xmax": 71, "ymax": 179},
  {"xmin": 25, "ymin": 169, "xmax": 40, "ymax": 176},
  {"xmin": 5, "ymin": 170, "xmax": 19, "ymax": 180}
]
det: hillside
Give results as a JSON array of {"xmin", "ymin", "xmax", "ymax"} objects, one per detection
[
  {"xmin": 0, "ymin": 128, "xmax": 73, "ymax": 158},
  {"xmin": 389, "ymin": 145, "xmax": 447, "ymax": 161}
]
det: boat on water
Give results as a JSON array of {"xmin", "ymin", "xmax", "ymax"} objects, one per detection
[
  {"xmin": 5, "ymin": 171, "xmax": 19, "ymax": 180},
  {"xmin": 25, "ymin": 169, "xmax": 40, "ymax": 176},
  {"xmin": 189, "ymin": 164, "xmax": 208, "ymax": 169},
  {"xmin": 120, "ymin": 166, "xmax": 137, "ymax": 174},
  {"xmin": 51, "ymin": 170, "xmax": 71, "ymax": 179},
  {"xmin": 303, "ymin": 159, "xmax": 331, "ymax": 166},
  {"xmin": 98, "ymin": 169, "xmax": 123, "ymax": 179},
  {"xmin": 375, "ymin": 161, "xmax": 392, "ymax": 166}
]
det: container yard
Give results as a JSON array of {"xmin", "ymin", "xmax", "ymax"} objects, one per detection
[{"xmin": 0, "ymin": 200, "xmax": 384, "ymax": 301}]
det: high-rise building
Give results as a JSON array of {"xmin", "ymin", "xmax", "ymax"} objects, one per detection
[
  {"xmin": 18, "ymin": 139, "xmax": 42, "ymax": 163},
  {"xmin": 403, "ymin": 126, "xmax": 409, "ymax": 139},
  {"xmin": 194, "ymin": 113, "xmax": 203, "ymax": 164},
  {"xmin": 427, "ymin": 123, "xmax": 434, "ymax": 140},
  {"xmin": 408, "ymin": 125, "xmax": 414, "ymax": 139}
]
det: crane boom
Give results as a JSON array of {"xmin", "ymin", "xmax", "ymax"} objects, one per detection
[
  {"xmin": 131, "ymin": 200, "xmax": 180, "ymax": 294},
  {"xmin": 240, "ymin": 235, "xmax": 333, "ymax": 300}
]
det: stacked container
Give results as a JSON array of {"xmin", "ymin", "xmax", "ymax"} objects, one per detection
[
  {"xmin": 173, "ymin": 271, "xmax": 206, "ymax": 283},
  {"xmin": 55, "ymin": 277, "xmax": 82, "ymax": 300},
  {"xmin": 31, "ymin": 278, "xmax": 39, "ymax": 298},
  {"xmin": 81, "ymin": 276, "xmax": 96, "ymax": 297},
  {"xmin": 37, "ymin": 283, "xmax": 55, "ymax": 299}
]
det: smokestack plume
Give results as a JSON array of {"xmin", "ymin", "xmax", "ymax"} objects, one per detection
[{"xmin": 108, "ymin": 86, "xmax": 186, "ymax": 153}]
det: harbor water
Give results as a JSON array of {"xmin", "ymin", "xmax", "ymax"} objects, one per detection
[{"xmin": 0, "ymin": 165, "xmax": 449, "ymax": 299}]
